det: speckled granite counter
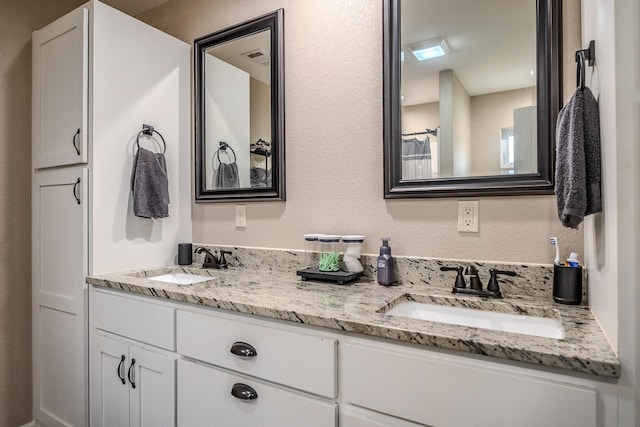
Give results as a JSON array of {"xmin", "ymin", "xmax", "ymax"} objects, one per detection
[{"xmin": 87, "ymin": 263, "xmax": 619, "ymax": 379}]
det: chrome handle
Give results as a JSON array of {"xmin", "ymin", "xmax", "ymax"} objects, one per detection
[
  {"xmin": 230, "ymin": 342, "xmax": 257, "ymax": 359},
  {"xmin": 72, "ymin": 128, "xmax": 81, "ymax": 155},
  {"xmin": 231, "ymin": 383, "xmax": 258, "ymax": 401}
]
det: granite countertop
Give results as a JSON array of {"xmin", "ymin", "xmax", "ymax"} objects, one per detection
[{"xmin": 87, "ymin": 265, "xmax": 620, "ymax": 378}]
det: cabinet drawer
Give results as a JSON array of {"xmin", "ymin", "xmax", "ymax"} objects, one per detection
[
  {"xmin": 341, "ymin": 342, "xmax": 597, "ymax": 427},
  {"xmin": 177, "ymin": 359, "xmax": 336, "ymax": 427},
  {"xmin": 91, "ymin": 289, "xmax": 175, "ymax": 350},
  {"xmin": 177, "ymin": 309, "xmax": 336, "ymax": 398}
]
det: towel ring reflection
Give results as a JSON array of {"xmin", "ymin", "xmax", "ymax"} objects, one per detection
[
  {"xmin": 212, "ymin": 141, "xmax": 237, "ymax": 168},
  {"xmin": 136, "ymin": 124, "xmax": 166, "ymax": 154}
]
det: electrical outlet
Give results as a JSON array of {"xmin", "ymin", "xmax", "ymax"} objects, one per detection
[
  {"xmin": 458, "ymin": 201, "xmax": 479, "ymax": 232},
  {"xmin": 235, "ymin": 205, "xmax": 247, "ymax": 228}
]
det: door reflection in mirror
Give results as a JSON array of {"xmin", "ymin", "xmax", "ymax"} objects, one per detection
[{"xmin": 203, "ymin": 30, "xmax": 271, "ymax": 190}]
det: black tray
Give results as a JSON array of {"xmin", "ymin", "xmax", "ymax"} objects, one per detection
[{"xmin": 296, "ymin": 268, "xmax": 361, "ymax": 285}]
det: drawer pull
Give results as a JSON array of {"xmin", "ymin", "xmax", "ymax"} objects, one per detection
[
  {"xmin": 117, "ymin": 355, "xmax": 126, "ymax": 385},
  {"xmin": 230, "ymin": 341, "xmax": 257, "ymax": 358},
  {"xmin": 231, "ymin": 383, "xmax": 258, "ymax": 401}
]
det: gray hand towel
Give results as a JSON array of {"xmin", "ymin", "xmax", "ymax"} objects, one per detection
[
  {"xmin": 131, "ymin": 147, "xmax": 169, "ymax": 219},
  {"xmin": 555, "ymin": 87, "xmax": 602, "ymax": 229},
  {"xmin": 213, "ymin": 162, "xmax": 240, "ymax": 189}
]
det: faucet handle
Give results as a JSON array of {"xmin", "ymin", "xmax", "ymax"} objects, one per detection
[
  {"xmin": 487, "ymin": 268, "xmax": 516, "ymax": 293},
  {"xmin": 219, "ymin": 250, "xmax": 233, "ymax": 268},
  {"xmin": 440, "ymin": 266, "xmax": 466, "ymax": 289}
]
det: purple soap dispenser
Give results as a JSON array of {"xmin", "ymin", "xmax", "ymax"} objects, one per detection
[{"xmin": 377, "ymin": 238, "xmax": 396, "ymax": 286}]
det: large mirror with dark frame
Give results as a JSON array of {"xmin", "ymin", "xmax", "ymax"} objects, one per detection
[
  {"xmin": 195, "ymin": 9, "xmax": 285, "ymax": 202},
  {"xmin": 383, "ymin": 0, "xmax": 562, "ymax": 198}
]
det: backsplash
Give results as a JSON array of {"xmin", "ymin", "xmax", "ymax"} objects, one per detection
[{"xmin": 191, "ymin": 244, "xmax": 587, "ymax": 303}]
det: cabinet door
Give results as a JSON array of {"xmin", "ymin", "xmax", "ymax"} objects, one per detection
[
  {"xmin": 129, "ymin": 346, "xmax": 176, "ymax": 427},
  {"xmin": 177, "ymin": 359, "xmax": 336, "ymax": 427},
  {"xmin": 91, "ymin": 334, "xmax": 130, "ymax": 427},
  {"xmin": 32, "ymin": 6, "xmax": 88, "ymax": 169},
  {"xmin": 33, "ymin": 167, "xmax": 88, "ymax": 427}
]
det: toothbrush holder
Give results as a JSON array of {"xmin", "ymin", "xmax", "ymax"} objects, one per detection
[{"xmin": 552, "ymin": 264, "xmax": 582, "ymax": 305}]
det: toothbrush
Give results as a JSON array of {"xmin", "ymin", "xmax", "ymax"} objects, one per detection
[{"xmin": 550, "ymin": 237, "xmax": 560, "ymax": 265}]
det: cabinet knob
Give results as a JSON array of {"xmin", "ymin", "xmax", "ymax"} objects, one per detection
[
  {"xmin": 230, "ymin": 341, "xmax": 257, "ymax": 358},
  {"xmin": 117, "ymin": 355, "xmax": 126, "ymax": 385},
  {"xmin": 231, "ymin": 383, "xmax": 258, "ymax": 401}
]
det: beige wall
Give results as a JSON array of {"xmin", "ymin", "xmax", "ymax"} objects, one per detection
[
  {"xmin": 470, "ymin": 87, "xmax": 536, "ymax": 176},
  {"xmin": 249, "ymin": 77, "xmax": 271, "ymax": 145},
  {"xmin": 402, "ymin": 101, "xmax": 438, "ymax": 134},
  {"xmin": 0, "ymin": 1, "xmax": 85, "ymax": 425},
  {"xmin": 140, "ymin": 0, "xmax": 583, "ymax": 264}
]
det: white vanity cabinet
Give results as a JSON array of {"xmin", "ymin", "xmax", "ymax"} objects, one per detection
[
  {"xmin": 339, "ymin": 338, "xmax": 617, "ymax": 427},
  {"xmin": 92, "ymin": 335, "xmax": 176, "ymax": 427},
  {"xmin": 32, "ymin": 167, "xmax": 88, "ymax": 427},
  {"xmin": 32, "ymin": 1, "xmax": 190, "ymax": 425},
  {"xmin": 88, "ymin": 285, "xmax": 618, "ymax": 426},
  {"xmin": 175, "ymin": 307, "xmax": 338, "ymax": 426},
  {"xmin": 178, "ymin": 360, "xmax": 336, "ymax": 426},
  {"xmin": 90, "ymin": 289, "xmax": 177, "ymax": 427},
  {"xmin": 32, "ymin": 6, "xmax": 88, "ymax": 169}
]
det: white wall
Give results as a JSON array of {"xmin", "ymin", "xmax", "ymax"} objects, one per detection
[
  {"xmin": 582, "ymin": 0, "xmax": 639, "ymax": 423},
  {"xmin": 140, "ymin": 0, "xmax": 583, "ymax": 265},
  {"xmin": 90, "ymin": 1, "xmax": 192, "ymax": 274},
  {"xmin": 470, "ymin": 87, "xmax": 536, "ymax": 176},
  {"xmin": 205, "ymin": 54, "xmax": 250, "ymax": 188}
]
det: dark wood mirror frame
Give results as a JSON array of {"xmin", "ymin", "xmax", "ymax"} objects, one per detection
[
  {"xmin": 383, "ymin": 0, "xmax": 562, "ymax": 198},
  {"xmin": 194, "ymin": 9, "xmax": 285, "ymax": 202}
]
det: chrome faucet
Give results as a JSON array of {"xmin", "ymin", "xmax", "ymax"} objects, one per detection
[
  {"xmin": 194, "ymin": 247, "xmax": 232, "ymax": 269},
  {"xmin": 440, "ymin": 266, "xmax": 516, "ymax": 299}
]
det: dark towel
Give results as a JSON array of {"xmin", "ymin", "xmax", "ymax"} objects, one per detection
[
  {"xmin": 213, "ymin": 162, "xmax": 240, "ymax": 189},
  {"xmin": 131, "ymin": 147, "xmax": 169, "ymax": 219},
  {"xmin": 250, "ymin": 167, "xmax": 272, "ymax": 188},
  {"xmin": 555, "ymin": 87, "xmax": 602, "ymax": 229}
]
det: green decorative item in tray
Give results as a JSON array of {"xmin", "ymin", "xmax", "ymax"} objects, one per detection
[{"xmin": 319, "ymin": 252, "xmax": 340, "ymax": 272}]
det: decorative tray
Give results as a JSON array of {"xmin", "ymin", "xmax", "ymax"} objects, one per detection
[{"xmin": 296, "ymin": 268, "xmax": 361, "ymax": 285}]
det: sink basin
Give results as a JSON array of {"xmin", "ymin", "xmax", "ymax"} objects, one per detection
[
  {"xmin": 380, "ymin": 296, "xmax": 565, "ymax": 339},
  {"xmin": 148, "ymin": 272, "xmax": 213, "ymax": 285}
]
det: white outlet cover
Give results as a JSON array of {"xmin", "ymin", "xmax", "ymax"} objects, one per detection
[
  {"xmin": 458, "ymin": 201, "xmax": 479, "ymax": 232},
  {"xmin": 235, "ymin": 205, "xmax": 247, "ymax": 228}
]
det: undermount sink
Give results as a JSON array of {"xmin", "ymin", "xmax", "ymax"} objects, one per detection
[
  {"xmin": 379, "ymin": 295, "xmax": 565, "ymax": 340},
  {"xmin": 148, "ymin": 272, "xmax": 213, "ymax": 285}
]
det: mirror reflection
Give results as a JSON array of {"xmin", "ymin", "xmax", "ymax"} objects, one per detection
[
  {"xmin": 195, "ymin": 9, "xmax": 285, "ymax": 202},
  {"xmin": 400, "ymin": 0, "xmax": 538, "ymax": 180},
  {"xmin": 204, "ymin": 30, "xmax": 273, "ymax": 190},
  {"xmin": 384, "ymin": 0, "xmax": 560, "ymax": 198}
]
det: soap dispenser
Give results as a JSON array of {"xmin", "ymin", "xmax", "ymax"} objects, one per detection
[{"xmin": 377, "ymin": 238, "xmax": 396, "ymax": 286}]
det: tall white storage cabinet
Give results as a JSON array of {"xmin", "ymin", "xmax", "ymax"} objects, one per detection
[{"xmin": 32, "ymin": 2, "xmax": 191, "ymax": 425}]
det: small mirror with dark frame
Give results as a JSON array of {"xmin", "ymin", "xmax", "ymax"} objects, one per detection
[
  {"xmin": 383, "ymin": 0, "xmax": 562, "ymax": 198},
  {"xmin": 195, "ymin": 9, "xmax": 285, "ymax": 202}
]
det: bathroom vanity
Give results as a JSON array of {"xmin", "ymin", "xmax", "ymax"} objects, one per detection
[{"xmin": 87, "ymin": 258, "xmax": 619, "ymax": 427}]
